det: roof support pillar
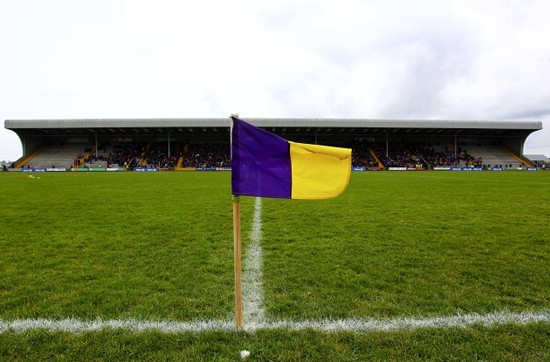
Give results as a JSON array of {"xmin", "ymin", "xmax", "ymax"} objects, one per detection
[
  {"xmin": 167, "ymin": 132, "xmax": 171, "ymax": 158},
  {"xmin": 385, "ymin": 131, "xmax": 389, "ymax": 158},
  {"xmin": 454, "ymin": 133, "xmax": 457, "ymax": 158}
]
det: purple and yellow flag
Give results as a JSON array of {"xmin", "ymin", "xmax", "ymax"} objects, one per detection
[{"xmin": 231, "ymin": 116, "xmax": 352, "ymax": 199}]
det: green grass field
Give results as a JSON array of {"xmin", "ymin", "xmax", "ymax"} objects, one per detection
[{"xmin": 0, "ymin": 171, "xmax": 549, "ymax": 361}]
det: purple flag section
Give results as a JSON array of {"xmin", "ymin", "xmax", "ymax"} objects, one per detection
[{"xmin": 231, "ymin": 117, "xmax": 292, "ymax": 198}]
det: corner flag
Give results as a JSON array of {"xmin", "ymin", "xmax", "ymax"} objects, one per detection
[{"xmin": 231, "ymin": 116, "xmax": 352, "ymax": 199}]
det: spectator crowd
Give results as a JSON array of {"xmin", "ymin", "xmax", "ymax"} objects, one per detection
[{"xmin": 8, "ymin": 139, "xmax": 546, "ymax": 171}]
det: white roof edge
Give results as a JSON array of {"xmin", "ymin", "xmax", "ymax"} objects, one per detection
[
  {"xmin": 4, "ymin": 118, "xmax": 543, "ymax": 130},
  {"xmin": 524, "ymin": 154, "xmax": 549, "ymax": 161}
]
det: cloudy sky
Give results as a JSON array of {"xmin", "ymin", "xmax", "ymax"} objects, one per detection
[{"xmin": 1, "ymin": 0, "xmax": 549, "ymax": 162}]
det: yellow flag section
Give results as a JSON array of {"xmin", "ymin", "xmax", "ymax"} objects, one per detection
[{"xmin": 289, "ymin": 141, "xmax": 352, "ymax": 200}]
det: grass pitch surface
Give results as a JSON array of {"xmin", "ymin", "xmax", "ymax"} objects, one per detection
[
  {"xmin": 0, "ymin": 172, "xmax": 235, "ymax": 321},
  {"xmin": 0, "ymin": 171, "xmax": 548, "ymax": 360},
  {"xmin": 262, "ymin": 172, "xmax": 549, "ymax": 319}
]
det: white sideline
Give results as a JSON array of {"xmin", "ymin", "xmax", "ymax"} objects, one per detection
[
  {"xmin": 1, "ymin": 311, "xmax": 548, "ymax": 334},
  {"xmin": 0, "ymin": 319, "xmax": 233, "ymax": 333},
  {"xmin": 242, "ymin": 197, "xmax": 266, "ymax": 328},
  {"xmin": 264, "ymin": 310, "xmax": 550, "ymax": 332}
]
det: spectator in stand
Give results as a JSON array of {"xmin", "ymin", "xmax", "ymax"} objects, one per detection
[{"xmin": 183, "ymin": 144, "xmax": 230, "ymax": 168}]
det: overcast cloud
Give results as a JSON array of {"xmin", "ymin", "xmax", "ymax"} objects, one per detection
[{"xmin": 1, "ymin": 0, "xmax": 549, "ymax": 161}]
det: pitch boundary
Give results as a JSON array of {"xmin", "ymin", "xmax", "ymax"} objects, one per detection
[
  {"xmin": 242, "ymin": 197, "xmax": 266, "ymax": 328},
  {"xmin": 1, "ymin": 311, "xmax": 548, "ymax": 334}
]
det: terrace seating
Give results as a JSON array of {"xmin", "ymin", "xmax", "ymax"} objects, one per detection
[
  {"xmin": 14, "ymin": 140, "xmax": 538, "ymax": 171},
  {"xmin": 351, "ymin": 141, "xmax": 382, "ymax": 169},
  {"xmin": 20, "ymin": 143, "xmax": 91, "ymax": 169},
  {"xmin": 375, "ymin": 142, "xmax": 474, "ymax": 169},
  {"xmin": 464, "ymin": 144, "xmax": 522, "ymax": 169},
  {"xmin": 183, "ymin": 144, "xmax": 230, "ymax": 168}
]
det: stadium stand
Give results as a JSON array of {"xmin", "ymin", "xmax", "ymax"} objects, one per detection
[
  {"xmin": 19, "ymin": 140, "xmax": 533, "ymax": 171},
  {"xmin": 21, "ymin": 143, "xmax": 90, "ymax": 169},
  {"xmin": 463, "ymin": 144, "xmax": 529, "ymax": 169},
  {"xmin": 4, "ymin": 118, "xmax": 544, "ymax": 171}
]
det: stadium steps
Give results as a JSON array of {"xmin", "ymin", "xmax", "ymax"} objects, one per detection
[
  {"xmin": 369, "ymin": 148, "xmax": 385, "ymax": 170},
  {"xmin": 14, "ymin": 145, "xmax": 45, "ymax": 168},
  {"xmin": 83, "ymin": 145, "xmax": 112, "ymax": 168},
  {"xmin": 75, "ymin": 147, "xmax": 96, "ymax": 169},
  {"xmin": 175, "ymin": 155, "xmax": 184, "ymax": 170},
  {"xmin": 501, "ymin": 146, "xmax": 535, "ymax": 167},
  {"xmin": 138, "ymin": 143, "xmax": 151, "ymax": 167}
]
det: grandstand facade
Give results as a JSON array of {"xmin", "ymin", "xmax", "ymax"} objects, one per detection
[{"xmin": 4, "ymin": 118, "xmax": 543, "ymax": 171}]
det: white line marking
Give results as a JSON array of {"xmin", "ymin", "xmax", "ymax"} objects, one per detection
[
  {"xmin": 242, "ymin": 197, "xmax": 266, "ymax": 329},
  {"xmin": 264, "ymin": 310, "xmax": 550, "ymax": 332},
  {"xmin": 0, "ymin": 319, "xmax": 233, "ymax": 334},
  {"xmin": 1, "ymin": 311, "xmax": 547, "ymax": 334}
]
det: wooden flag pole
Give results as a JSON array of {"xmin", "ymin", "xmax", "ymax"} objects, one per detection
[
  {"xmin": 230, "ymin": 114, "xmax": 243, "ymax": 330},
  {"xmin": 232, "ymin": 195, "xmax": 243, "ymax": 330}
]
